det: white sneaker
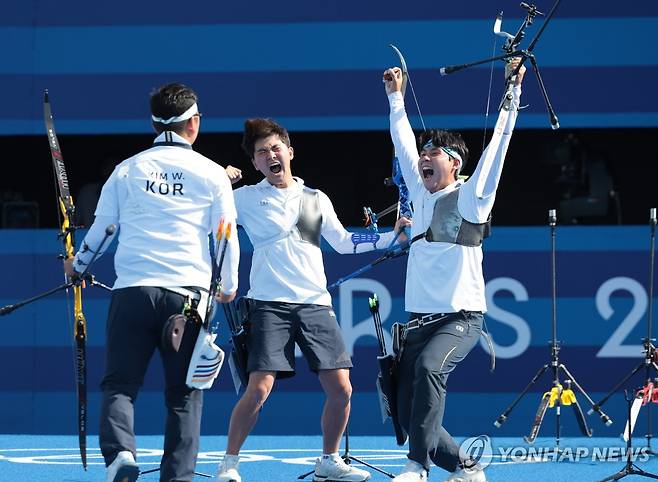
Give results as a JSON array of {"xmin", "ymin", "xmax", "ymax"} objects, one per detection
[
  {"xmin": 392, "ymin": 459, "xmax": 427, "ymax": 482},
  {"xmin": 217, "ymin": 454, "xmax": 241, "ymax": 482},
  {"xmin": 313, "ymin": 455, "xmax": 371, "ymax": 481},
  {"xmin": 443, "ymin": 463, "xmax": 487, "ymax": 482},
  {"xmin": 106, "ymin": 450, "xmax": 139, "ymax": 482}
]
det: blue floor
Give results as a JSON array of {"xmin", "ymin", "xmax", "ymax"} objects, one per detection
[{"xmin": 2, "ymin": 435, "xmax": 658, "ymax": 481}]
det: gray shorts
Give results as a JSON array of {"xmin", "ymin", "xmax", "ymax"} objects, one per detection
[{"xmin": 245, "ymin": 299, "xmax": 352, "ymax": 379}]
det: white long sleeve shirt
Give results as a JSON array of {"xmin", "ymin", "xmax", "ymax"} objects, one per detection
[
  {"xmin": 73, "ymin": 131, "xmax": 239, "ymax": 294},
  {"xmin": 234, "ymin": 177, "xmax": 396, "ymax": 306},
  {"xmin": 389, "ymin": 86, "xmax": 521, "ymax": 313}
]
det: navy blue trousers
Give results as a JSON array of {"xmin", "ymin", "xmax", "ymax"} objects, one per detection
[
  {"xmin": 396, "ymin": 311, "xmax": 483, "ymax": 472},
  {"xmin": 99, "ymin": 286, "xmax": 203, "ymax": 482}
]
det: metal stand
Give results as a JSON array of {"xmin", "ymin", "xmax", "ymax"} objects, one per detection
[
  {"xmin": 0, "ymin": 223, "xmax": 114, "ymax": 470},
  {"xmin": 0, "ymin": 274, "xmax": 111, "ymax": 316},
  {"xmin": 599, "ymin": 390, "xmax": 658, "ymax": 481},
  {"xmin": 297, "ymin": 424, "xmax": 395, "ymax": 479},
  {"xmin": 494, "ymin": 209, "xmax": 610, "ymax": 450},
  {"xmin": 589, "ymin": 208, "xmax": 658, "ymax": 453},
  {"xmin": 140, "ymin": 467, "xmax": 211, "ymax": 478},
  {"xmin": 0, "ymin": 225, "xmax": 115, "ymax": 316},
  {"xmin": 439, "ymin": 0, "xmax": 563, "ymax": 130}
]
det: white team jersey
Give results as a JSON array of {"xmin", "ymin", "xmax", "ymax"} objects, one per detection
[
  {"xmin": 388, "ymin": 87, "xmax": 521, "ymax": 314},
  {"xmin": 234, "ymin": 177, "xmax": 396, "ymax": 306},
  {"xmin": 74, "ymin": 131, "xmax": 239, "ymax": 293}
]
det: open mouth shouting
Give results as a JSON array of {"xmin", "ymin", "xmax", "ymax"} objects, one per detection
[
  {"xmin": 269, "ymin": 162, "xmax": 282, "ymax": 174},
  {"xmin": 422, "ymin": 167, "xmax": 434, "ymax": 179}
]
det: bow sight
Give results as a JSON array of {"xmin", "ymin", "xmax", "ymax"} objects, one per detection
[
  {"xmin": 440, "ymin": 0, "xmax": 562, "ymax": 129},
  {"xmin": 494, "ymin": 2, "xmax": 544, "ymax": 55}
]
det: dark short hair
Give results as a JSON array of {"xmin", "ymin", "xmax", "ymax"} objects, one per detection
[
  {"xmin": 150, "ymin": 83, "xmax": 198, "ymax": 135},
  {"xmin": 241, "ymin": 118, "xmax": 291, "ymax": 158},
  {"xmin": 417, "ymin": 129, "xmax": 469, "ymax": 176}
]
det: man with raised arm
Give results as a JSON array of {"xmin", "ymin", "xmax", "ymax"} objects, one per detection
[
  {"xmin": 216, "ymin": 117, "xmax": 409, "ymax": 482},
  {"xmin": 381, "ymin": 59, "xmax": 525, "ymax": 482}
]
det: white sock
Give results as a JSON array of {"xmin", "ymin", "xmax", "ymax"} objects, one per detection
[
  {"xmin": 406, "ymin": 460, "xmax": 426, "ymax": 473},
  {"xmin": 322, "ymin": 452, "xmax": 340, "ymax": 460},
  {"xmin": 223, "ymin": 454, "xmax": 239, "ymax": 465}
]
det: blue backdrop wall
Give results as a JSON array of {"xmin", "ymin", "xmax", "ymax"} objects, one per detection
[
  {"xmin": 1, "ymin": 226, "xmax": 657, "ymax": 440},
  {"xmin": 2, "ymin": 0, "xmax": 657, "ymax": 134}
]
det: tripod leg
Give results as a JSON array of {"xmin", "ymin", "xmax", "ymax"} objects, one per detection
[
  {"xmin": 570, "ymin": 398, "xmax": 593, "ymax": 437},
  {"xmin": 598, "ymin": 468, "xmax": 627, "ymax": 482},
  {"xmin": 494, "ymin": 364, "xmax": 549, "ymax": 427},
  {"xmin": 524, "ymin": 393, "xmax": 551, "ymax": 444},
  {"xmin": 590, "ymin": 362, "xmax": 644, "ymax": 415},
  {"xmin": 345, "ymin": 455, "xmax": 395, "ymax": 478},
  {"xmin": 526, "ymin": 54, "xmax": 559, "ymax": 129},
  {"xmin": 341, "ymin": 425, "xmax": 395, "ymax": 477},
  {"xmin": 560, "ymin": 379, "xmax": 592, "ymax": 437},
  {"xmin": 560, "ymin": 364, "xmax": 614, "ymax": 426},
  {"xmin": 140, "ymin": 468, "xmax": 211, "ymax": 478},
  {"xmin": 298, "ymin": 468, "xmax": 315, "ymax": 480},
  {"xmin": 629, "ymin": 465, "xmax": 658, "ymax": 479}
]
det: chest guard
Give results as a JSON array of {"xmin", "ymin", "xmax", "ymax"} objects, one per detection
[
  {"xmin": 296, "ymin": 187, "xmax": 322, "ymax": 247},
  {"xmin": 425, "ymin": 188, "xmax": 491, "ymax": 247}
]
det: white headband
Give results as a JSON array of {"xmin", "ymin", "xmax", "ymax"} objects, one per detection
[
  {"xmin": 440, "ymin": 146, "xmax": 463, "ymax": 164},
  {"xmin": 151, "ymin": 103, "xmax": 198, "ymax": 125},
  {"xmin": 422, "ymin": 140, "xmax": 463, "ymax": 164}
]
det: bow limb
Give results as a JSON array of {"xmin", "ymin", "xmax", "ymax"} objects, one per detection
[
  {"xmin": 353, "ymin": 48, "xmax": 417, "ymax": 248},
  {"xmin": 389, "ymin": 44, "xmax": 425, "ymax": 131},
  {"xmin": 387, "ymin": 45, "xmax": 416, "ymax": 247},
  {"xmin": 44, "ymin": 91, "xmax": 88, "ymax": 470},
  {"xmin": 332, "ymin": 46, "xmax": 417, "ymax": 287},
  {"xmin": 361, "ymin": 47, "xmax": 411, "ymax": 233},
  {"xmin": 389, "ymin": 44, "xmax": 408, "ymax": 98}
]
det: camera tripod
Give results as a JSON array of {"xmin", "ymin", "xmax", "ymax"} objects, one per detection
[
  {"xmin": 599, "ymin": 389, "xmax": 658, "ymax": 481},
  {"xmin": 588, "ymin": 208, "xmax": 658, "ymax": 453},
  {"xmin": 493, "ymin": 209, "xmax": 611, "ymax": 450}
]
